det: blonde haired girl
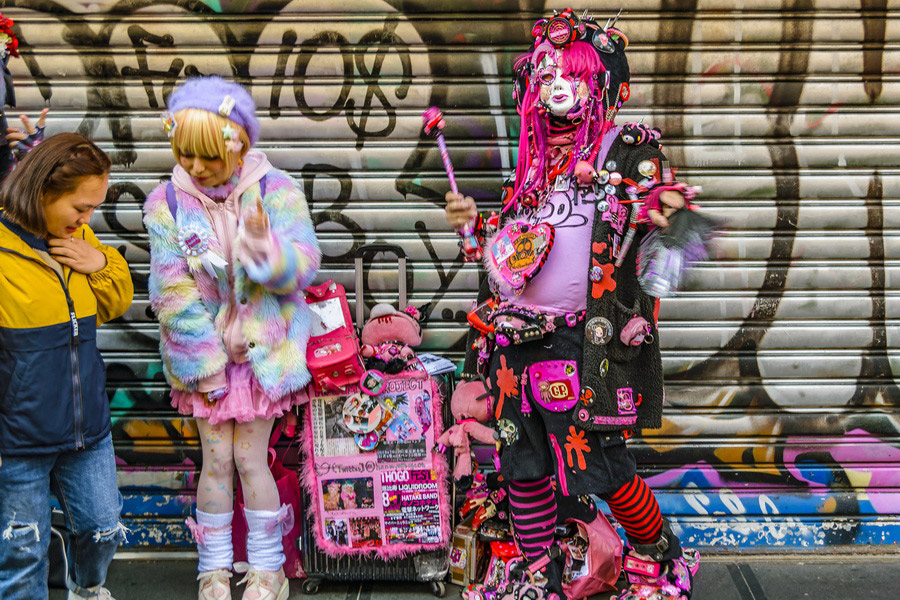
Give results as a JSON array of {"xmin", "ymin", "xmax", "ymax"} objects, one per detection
[{"xmin": 144, "ymin": 76, "xmax": 320, "ymax": 600}]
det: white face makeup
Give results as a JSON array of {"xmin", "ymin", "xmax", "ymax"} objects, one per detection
[{"xmin": 537, "ymin": 51, "xmax": 578, "ymax": 117}]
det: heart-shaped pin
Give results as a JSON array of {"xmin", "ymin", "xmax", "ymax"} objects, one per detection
[{"xmin": 486, "ymin": 220, "xmax": 555, "ymax": 295}]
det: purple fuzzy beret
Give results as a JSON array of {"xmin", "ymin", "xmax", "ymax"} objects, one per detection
[{"xmin": 167, "ymin": 76, "xmax": 259, "ymax": 146}]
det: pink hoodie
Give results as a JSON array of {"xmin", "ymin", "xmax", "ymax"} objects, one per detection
[{"xmin": 172, "ymin": 150, "xmax": 277, "ymax": 392}]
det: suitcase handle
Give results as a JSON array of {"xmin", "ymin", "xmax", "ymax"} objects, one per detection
[
  {"xmin": 354, "ymin": 243, "xmax": 408, "ymax": 326},
  {"xmin": 354, "ymin": 243, "xmax": 406, "ymax": 260}
]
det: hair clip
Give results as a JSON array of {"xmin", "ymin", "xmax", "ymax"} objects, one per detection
[
  {"xmin": 221, "ymin": 124, "xmax": 243, "ymax": 154},
  {"xmin": 161, "ymin": 111, "xmax": 177, "ymax": 138},
  {"xmin": 218, "ymin": 95, "xmax": 235, "ymax": 117}
]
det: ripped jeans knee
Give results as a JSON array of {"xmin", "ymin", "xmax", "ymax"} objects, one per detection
[
  {"xmin": 77, "ymin": 521, "xmax": 129, "ymax": 554},
  {"xmin": 65, "ymin": 522, "xmax": 128, "ymax": 596},
  {"xmin": 1, "ymin": 520, "xmax": 44, "ymax": 557},
  {"xmin": 90, "ymin": 522, "xmax": 129, "ymax": 546}
]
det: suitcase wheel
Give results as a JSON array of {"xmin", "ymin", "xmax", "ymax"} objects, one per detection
[
  {"xmin": 302, "ymin": 578, "xmax": 322, "ymax": 595},
  {"xmin": 430, "ymin": 581, "xmax": 446, "ymax": 598}
]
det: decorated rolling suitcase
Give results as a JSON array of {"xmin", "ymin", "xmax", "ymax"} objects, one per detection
[{"xmin": 300, "ymin": 244, "xmax": 453, "ymax": 597}]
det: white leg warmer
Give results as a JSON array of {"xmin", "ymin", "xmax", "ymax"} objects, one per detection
[
  {"xmin": 194, "ymin": 509, "xmax": 234, "ymax": 573},
  {"xmin": 243, "ymin": 506, "xmax": 287, "ymax": 572}
]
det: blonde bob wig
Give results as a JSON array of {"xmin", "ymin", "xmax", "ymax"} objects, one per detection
[{"xmin": 170, "ymin": 107, "xmax": 250, "ymax": 174}]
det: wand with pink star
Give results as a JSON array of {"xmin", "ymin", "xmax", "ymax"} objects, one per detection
[{"xmin": 423, "ymin": 107, "xmax": 482, "ymax": 261}]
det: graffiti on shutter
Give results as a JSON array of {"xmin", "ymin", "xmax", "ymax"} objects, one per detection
[{"xmin": 4, "ymin": 1, "xmax": 896, "ymax": 548}]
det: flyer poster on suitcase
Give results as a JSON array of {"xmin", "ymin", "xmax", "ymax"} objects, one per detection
[{"xmin": 303, "ymin": 376, "xmax": 450, "ymax": 558}]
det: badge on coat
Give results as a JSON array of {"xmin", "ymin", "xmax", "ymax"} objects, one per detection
[
  {"xmin": 178, "ymin": 225, "xmax": 228, "ymax": 280},
  {"xmin": 586, "ymin": 317, "xmax": 614, "ymax": 345}
]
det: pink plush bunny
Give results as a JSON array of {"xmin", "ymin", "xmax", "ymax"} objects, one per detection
[{"xmin": 438, "ymin": 420, "xmax": 499, "ymax": 479}]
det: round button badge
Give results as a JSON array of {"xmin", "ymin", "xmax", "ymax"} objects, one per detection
[
  {"xmin": 586, "ymin": 317, "xmax": 614, "ymax": 346},
  {"xmin": 638, "ymin": 160, "xmax": 658, "ymax": 178}
]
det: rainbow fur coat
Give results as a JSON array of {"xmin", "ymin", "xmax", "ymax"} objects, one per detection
[{"xmin": 143, "ymin": 166, "xmax": 321, "ymax": 400}]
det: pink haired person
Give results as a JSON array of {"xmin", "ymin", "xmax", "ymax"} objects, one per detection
[{"xmin": 446, "ymin": 10, "xmax": 699, "ymax": 600}]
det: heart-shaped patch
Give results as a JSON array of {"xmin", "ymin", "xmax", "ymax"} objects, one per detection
[{"xmin": 486, "ymin": 220, "xmax": 555, "ymax": 295}]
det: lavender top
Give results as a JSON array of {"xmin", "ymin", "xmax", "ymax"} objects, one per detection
[{"xmin": 501, "ymin": 127, "xmax": 621, "ymax": 314}]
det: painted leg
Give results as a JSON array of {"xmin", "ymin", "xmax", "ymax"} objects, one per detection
[
  {"xmin": 233, "ymin": 419, "xmax": 287, "ymax": 600},
  {"xmin": 192, "ymin": 419, "xmax": 236, "ymax": 600}
]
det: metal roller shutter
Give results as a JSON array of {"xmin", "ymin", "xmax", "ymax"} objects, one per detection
[{"xmin": 3, "ymin": 1, "xmax": 896, "ymax": 550}]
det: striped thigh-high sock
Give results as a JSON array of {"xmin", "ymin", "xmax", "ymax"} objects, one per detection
[
  {"xmin": 509, "ymin": 478, "xmax": 557, "ymax": 560},
  {"xmin": 601, "ymin": 474, "xmax": 664, "ymax": 545}
]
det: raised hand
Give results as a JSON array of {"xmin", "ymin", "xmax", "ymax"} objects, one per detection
[
  {"xmin": 7, "ymin": 107, "xmax": 49, "ymax": 150},
  {"xmin": 646, "ymin": 189, "xmax": 686, "ymax": 228},
  {"xmin": 245, "ymin": 198, "xmax": 269, "ymax": 237},
  {"xmin": 444, "ymin": 191, "xmax": 477, "ymax": 230}
]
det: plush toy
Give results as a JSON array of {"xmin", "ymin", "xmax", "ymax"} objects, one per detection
[
  {"xmin": 620, "ymin": 122, "xmax": 662, "ymax": 148},
  {"xmin": 437, "ymin": 378, "xmax": 498, "ymax": 480},
  {"xmin": 360, "ymin": 303, "xmax": 431, "ymax": 374}
]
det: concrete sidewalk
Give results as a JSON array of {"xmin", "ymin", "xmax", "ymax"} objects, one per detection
[{"xmin": 48, "ymin": 553, "xmax": 900, "ymax": 600}]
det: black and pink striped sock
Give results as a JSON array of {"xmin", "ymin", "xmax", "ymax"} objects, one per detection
[
  {"xmin": 601, "ymin": 474, "xmax": 664, "ymax": 545},
  {"xmin": 509, "ymin": 477, "xmax": 557, "ymax": 560}
]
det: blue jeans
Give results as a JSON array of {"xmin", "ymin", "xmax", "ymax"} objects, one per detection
[{"xmin": 0, "ymin": 433, "xmax": 124, "ymax": 599}]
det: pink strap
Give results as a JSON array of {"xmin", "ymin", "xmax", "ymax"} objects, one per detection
[{"xmin": 520, "ymin": 368, "xmax": 532, "ymax": 415}]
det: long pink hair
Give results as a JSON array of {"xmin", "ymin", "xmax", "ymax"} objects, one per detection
[{"xmin": 507, "ymin": 41, "xmax": 613, "ymax": 212}]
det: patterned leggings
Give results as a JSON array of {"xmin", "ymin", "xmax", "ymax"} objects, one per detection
[{"xmin": 509, "ymin": 474, "xmax": 663, "ymax": 559}]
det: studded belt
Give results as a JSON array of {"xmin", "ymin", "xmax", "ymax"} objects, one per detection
[{"xmin": 492, "ymin": 306, "xmax": 586, "ymax": 347}]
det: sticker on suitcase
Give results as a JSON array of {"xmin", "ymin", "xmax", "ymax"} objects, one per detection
[{"xmin": 381, "ymin": 469, "xmax": 442, "ymax": 544}]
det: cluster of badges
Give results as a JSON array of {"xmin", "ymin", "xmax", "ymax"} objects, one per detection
[{"xmin": 339, "ymin": 371, "xmax": 428, "ymax": 452}]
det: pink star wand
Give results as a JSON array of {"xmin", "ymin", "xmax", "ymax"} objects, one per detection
[{"xmin": 422, "ymin": 107, "xmax": 482, "ymax": 261}]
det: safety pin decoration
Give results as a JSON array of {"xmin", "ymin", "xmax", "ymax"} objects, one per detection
[{"xmin": 422, "ymin": 107, "xmax": 483, "ymax": 261}]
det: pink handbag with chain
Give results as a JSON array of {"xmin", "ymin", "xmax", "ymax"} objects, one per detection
[{"xmin": 561, "ymin": 512, "xmax": 623, "ymax": 597}]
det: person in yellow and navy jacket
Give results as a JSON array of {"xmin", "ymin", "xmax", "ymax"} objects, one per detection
[{"xmin": 0, "ymin": 133, "xmax": 133, "ymax": 600}]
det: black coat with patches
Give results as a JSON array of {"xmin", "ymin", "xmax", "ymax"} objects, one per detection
[
  {"xmin": 578, "ymin": 137, "xmax": 667, "ymax": 432},
  {"xmin": 462, "ymin": 134, "xmax": 671, "ymax": 433}
]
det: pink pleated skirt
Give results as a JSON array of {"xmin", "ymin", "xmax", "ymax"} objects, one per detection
[{"xmin": 170, "ymin": 362, "xmax": 302, "ymax": 425}]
